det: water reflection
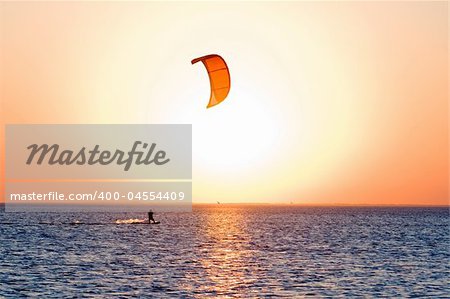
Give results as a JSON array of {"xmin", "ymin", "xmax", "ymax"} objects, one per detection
[
  {"xmin": 195, "ymin": 207, "xmax": 259, "ymax": 296},
  {"xmin": 0, "ymin": 206, "xmax": 448, "ymax": 297}
]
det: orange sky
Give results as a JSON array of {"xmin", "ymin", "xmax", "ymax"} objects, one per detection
[{"xmin": 0, "ymin": 2, "xmax": 448, "ymax": 205}]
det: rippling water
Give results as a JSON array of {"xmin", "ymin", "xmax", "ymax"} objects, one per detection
[{"xmin": 0, "ymin": 205, "xmax": 448, "ymax": 297}]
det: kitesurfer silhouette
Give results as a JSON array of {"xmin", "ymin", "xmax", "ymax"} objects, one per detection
[{"xmin": 148, "ymin": 210, "xmax": 156, "ymax": 224}]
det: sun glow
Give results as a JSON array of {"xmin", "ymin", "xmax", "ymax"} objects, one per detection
[{"xmin": 1, "ymin": 2, "xmax": 447, "ymax": 205}]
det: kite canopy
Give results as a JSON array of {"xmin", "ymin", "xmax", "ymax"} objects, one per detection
[{"xmin": 191, "ymin": 54, "xmax": 230, "ymax": 108}]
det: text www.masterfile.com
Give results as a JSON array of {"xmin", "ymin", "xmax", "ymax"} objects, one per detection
[{"xmin": 9, "ymin": 191, "xmax": 186, "ymax": 201}]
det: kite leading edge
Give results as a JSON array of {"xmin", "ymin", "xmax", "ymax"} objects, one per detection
[{"xmin": 191, "ymin": 54, "xmax": 230, "ymax": 108}]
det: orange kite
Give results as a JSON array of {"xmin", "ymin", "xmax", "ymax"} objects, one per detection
[{"xmin": 191, "ymin": 54, "xmax": 231, "ymax": 108}]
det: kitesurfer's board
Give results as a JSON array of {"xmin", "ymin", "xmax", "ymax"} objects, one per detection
[
  {"xmin": 114, "ymin": 221, "xmax": 160, "ymax": 225},
  {"xmin": 114, "ymin": 222, "xmax": 160, "ymax": 225}
]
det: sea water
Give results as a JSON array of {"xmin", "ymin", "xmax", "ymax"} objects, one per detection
[{"xmin": 0, "ymin": 206, "xmax": 448, "ymax": 297}]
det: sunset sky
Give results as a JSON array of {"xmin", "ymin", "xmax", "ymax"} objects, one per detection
[{"xmin": 0, "ymin": 2, "xmax": 448, "ymax": 205}]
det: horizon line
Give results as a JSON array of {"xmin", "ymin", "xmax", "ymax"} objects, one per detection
[{"xmin": 0, "ymin": 202, "xmax": 448, "ymax": 208}]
